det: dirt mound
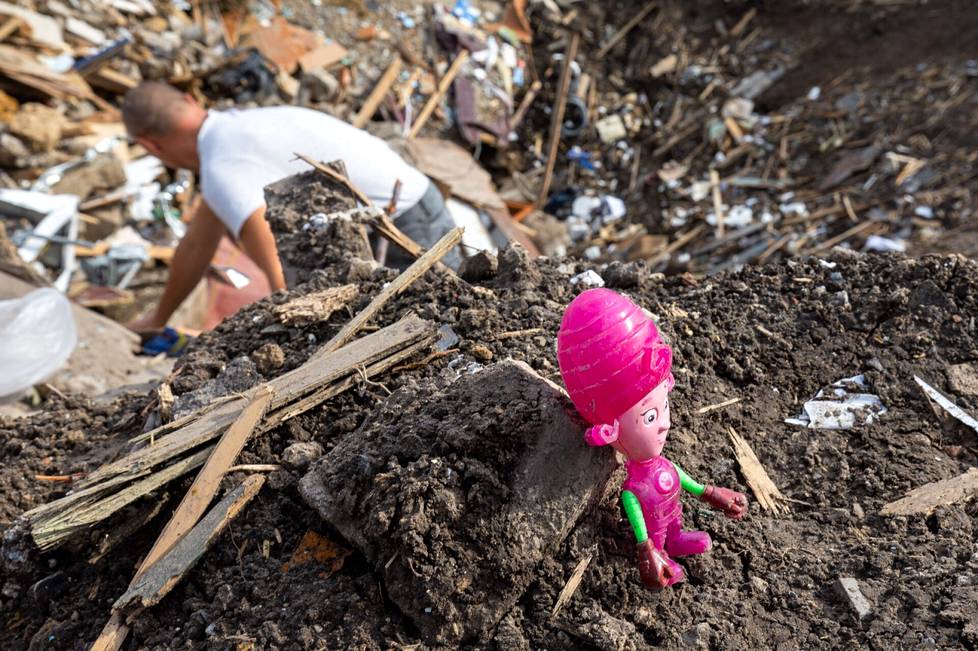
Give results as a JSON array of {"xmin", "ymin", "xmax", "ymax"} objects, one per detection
[{"xmin": 3, "ymin": 225, "xmax": 978, "ymax": 648}]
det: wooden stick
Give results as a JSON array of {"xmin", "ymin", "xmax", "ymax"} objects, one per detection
[
  {"xmin": 510, "ymin": 80, "xmax": 542, "ymax": 133},
  {"xmin": 695, "ymin": 397, "xmax": 741, "ymax": 415},
  {"xmin": 881, "ymin": 467, "xmax": 978, "ymax": 516},
  {"xmin": 649, "ymin": 224, "xmax": 706, "ymax": 265},
  {"xmin": 536, "ymin": 32, "xmax": 580, "ymax": 209},
  {"xmin": 811, "ymin": 219, "xmax": 879, "ymax": 252},
  {"xmin": 314, "ymin": 227, "xmax": 462, "ymax": 359},
  {"xmin": 710, "ymin": 169, "xmax": 725, "ymax": 238},
  {"xmin": 113, "ymin": 474, "xmax": 266, "ymax": 611},
  {"xmin": 352, "ymin": 55, "xmax": 403, "ymax": 129},
  {"xmin": 408, "ymin": 50, "xmax": 469, "ymax": 139},
  {"xmin": 137, "ymin": 387, "xmax": 273, "ymax": 581},
  {"xmin": 91, "ymin": 390, "xmax": 271, "ymax": 650},
  {"xmin": 551, "ymin": 552, "xmax": 593, "ymax": 617},
  {"xmin": 596, "ymin": 2, "xmax": 657, "ymax": 60},
  {"xmin": 294, "ymin": 154, "xmax": 372, "ymax": 206},
  {"xmin": 728, "ymin": 427, "xmax": 789, "ymax": 515},
  {"xmin": 0, "ymin": 16, "xmax": 23, "ymax": 42}
]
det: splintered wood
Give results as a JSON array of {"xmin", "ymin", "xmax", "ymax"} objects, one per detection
[
  {"xmin": 728, "ymin": 427, "xmax": 789, "ymax": 515},
  {"xmin": 21, "ymin": 315, "xmax": 437, "ymax": 550},
  {"xmin": 273, "ymin": 284, "xmax": 358, "ymax": 326},
  {"xmin": 113, "ymin": 474, "xmax": 266, "ymax": 611},
  {"xmin": 551, "ymin": 552, "xmax": 593, "ymax": 617},
  {"xmin": 880, "ymin": 467, "xmax": 978, "ymax": 517}
]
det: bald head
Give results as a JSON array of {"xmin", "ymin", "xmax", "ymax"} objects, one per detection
[
  {"xmin": 123, "ymin": 82, "xmax": 207, "ymax": 171},
  {"xmin": 122, "ymin": 82, "xmax": 196, "ymax": 138}
]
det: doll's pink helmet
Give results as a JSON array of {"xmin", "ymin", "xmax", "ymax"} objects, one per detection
[{"xmin": 557, "ymin": 288, "xmax": 673, "ymax": 426}]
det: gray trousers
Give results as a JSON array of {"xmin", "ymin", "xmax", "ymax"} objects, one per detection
[{"xmin": 387, "ymin": 181, "xmax": 462, "ymax": 270}]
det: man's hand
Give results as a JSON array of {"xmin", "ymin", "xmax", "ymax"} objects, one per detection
[
  {"xmin": 701, "ymin": 486, "xmax": 748, "ymax": 519},
  {"xmin": 637, "ymin": 540, "xmax": 680, "ymax": 589}
]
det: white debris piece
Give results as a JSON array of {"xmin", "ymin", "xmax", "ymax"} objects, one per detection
[
  {"xmin": 570, "ymin": 270, "xmax": 604, "ymax": 288},
  {"xmin": 807, "ymin": 86, "xmax": 822, "ymax": 101},
  {"xmin": 594, "ymin": 114, "xmax": 627, "ymax": 144},
  {"xmin": 836, "ymin": 577, "xmax": 873, "ymax": 621},
  {"xmin": 786, "ymin": 374, "xmax": 887, "ymax": 430},
  {"xmin": 914, "ymin": 375, "xmax": 978, "ymax": 436},
  {"xmin": 863, "ymin": 235, "xmax": 907, "ymax": 253}
]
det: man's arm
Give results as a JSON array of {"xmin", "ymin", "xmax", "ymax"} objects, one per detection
[
  {"xmin": 129, "ymin": 201, "xmax": 224, "ymax": 331},
  {"xmin": 237, "ymin": 205, "xmax": 286, "ymax": 292}
]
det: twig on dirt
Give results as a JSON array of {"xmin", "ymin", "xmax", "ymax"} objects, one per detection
[
  {"xmin": 595, "ymin": 2, "xmax": 657, "ymax": 60},
  {"xmin": 357, "ymin": 365, "xmax": 392, "ymax": 395},
  {"xmin": 493, "ymin": 327, "xmax": 546, "ymax": 341},
  {"xmin": 551, "ymin": 552, "xmax": 593, "ymax": 617},
  {"xmin": 728, "ymin": 427, "xmax": 790, "ymax": 515},
  {"xmin": 710, "ymin": 169, "xmax": 725, "ymax": 238},
  {"xmin": 391, "ymin": 348, "xmax": 458, "ymax": 373},
  {"xmin": 695, "ymin": 397, "xmax": 741, "ymax": 414},
  {"xmin": 227, "ymin": 464, "xmax": 282, "ymax": 473},
  {"xmin": 34, "ymin": 474, "xmax": 83, "ymax": 482},
  {"xmin": 510, "ymin": 79, "xmax": 542, "ymax": 132},
  {"xmin": 537, "ymin": 32, "xmax": 580, "ymax": 208}
]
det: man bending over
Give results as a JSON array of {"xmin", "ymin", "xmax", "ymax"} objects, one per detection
[{"xmin": 122, "ymin": 82, "xmax": 458, "ymax": 331}]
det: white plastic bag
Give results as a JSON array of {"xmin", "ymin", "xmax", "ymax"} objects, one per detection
[{"xmin": 0, "ymin": 288, "xmax": 77, "ymax": 397}]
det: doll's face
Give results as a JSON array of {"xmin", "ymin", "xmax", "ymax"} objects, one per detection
[{"xmin": 612, "ymin": 380, "xmax": 671, "ymax": 461}]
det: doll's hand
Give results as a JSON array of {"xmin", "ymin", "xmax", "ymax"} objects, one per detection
[
  {"xmin": 702, "ymin": 486, "xmax": 748, "ymax": 519},
  {"xmin": 584, "ymin": 420, "xmax": 619, "ymax": 447},
  {"xmin": 636, "ymin": 540, "xmax": 678, "ymax": 589}
]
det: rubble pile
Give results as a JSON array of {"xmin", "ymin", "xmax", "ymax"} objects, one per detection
[
  {"xmin": 1, "ymin": 0, "xmax": 978, "ymax": 649},
  {"xmin": 3, "ymin": 170, "xmax": 978, "ymax": 647}
]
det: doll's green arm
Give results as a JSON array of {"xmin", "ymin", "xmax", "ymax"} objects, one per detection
[
  {"xmin": 621, "ymin": 490, "xmax": 648, "ymax": 543},
  {"xmin": 676, "ymin": 465, "xmax": 706, "ymax": 496}
]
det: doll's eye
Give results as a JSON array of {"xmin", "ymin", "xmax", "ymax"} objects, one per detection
[{"xmin": 643, "ymin": 408, "xmax": 658, "ymax": 425}]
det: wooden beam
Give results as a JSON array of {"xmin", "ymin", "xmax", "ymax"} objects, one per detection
[
  {"xmin": 881, "ymin": 467, "xmax": 978, "ymax": 517},
  {"xmin": 408, "ymin": 50, "xmax": 469, "ymax": 139},
  {"xmin": 596, "ymin": 2, "xmax": 657, "ymax": 60},
  {"xmin": 113, "ymin": 473, "xmax": 266, "ymax": 608},
  {"xmin": 536, "ymin": 33, "xmax": 579, "ymax": 209},
  {"xmin": 314, "ymin": 228, "xmax": 462, "ymax": 359},
  {"xmin": 352, "ymin": 55, "xmax": 402, "ymax": 129}
]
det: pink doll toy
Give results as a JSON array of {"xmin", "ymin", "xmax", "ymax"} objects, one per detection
[{"xmin": 557, "ymin": 288, "xmax": 748, "ymax": 589}]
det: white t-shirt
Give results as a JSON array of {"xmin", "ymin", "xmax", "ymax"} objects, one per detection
[{"xmin": 197, "ymin": 106, "xmax": 429, "ymax": 237}]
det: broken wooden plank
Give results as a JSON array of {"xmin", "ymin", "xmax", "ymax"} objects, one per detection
[
  {"xmin": 273, "ymin": 284, "xmax": 358, "ymax": 326},
  {"xmin": 113, "ymin": 474, "xmax": 265, "ymax": 611},
  {"xmin": 138, "ymin": 387, "xmax": 273, "ymax": 577},
  {"xmin": 536, "ymin": 32, "xmax": 579, "ymax": 209},
  {"xmin": 23, "ymin": 317, "xmax": 436, "ymax": 548},
  {"xmin": 408, "ymin": 49, "xmax": 470, "ymax": 139},
  {"xmin": 313, "ymin": 228, "xmax": 462, "ymax": 360},
  {"xmin": 880, "ymin": 467, "xmax": 978, "ymax": 517},
  {"xmin": 728, "ymin": 427, "xmax": 789, "ymax": 515},
  {"xmin": 352, "ymin": 55, "xmax": 402, "ymax": 129}
]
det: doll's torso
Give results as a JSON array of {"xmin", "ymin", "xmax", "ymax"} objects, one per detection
[{"xmin": 622, "ymin": 456, "xmax": 682, "ymax": 540}]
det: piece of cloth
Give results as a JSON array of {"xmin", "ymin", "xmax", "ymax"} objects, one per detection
[
  {"xmin": 197, "ymin": 106, "xmax": 429, "ymax": 237},
  {"xmin": 386, "ymin": 182, "xmax": 462, "ymax": 270}
]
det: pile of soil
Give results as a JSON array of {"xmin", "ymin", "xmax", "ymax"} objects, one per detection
[{"xmin": 2, "ymin": 168, "xmax": 977, "ymax": 648}]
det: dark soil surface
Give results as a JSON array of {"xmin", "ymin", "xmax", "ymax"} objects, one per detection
[{"xmin": 3, "ymin": 230, "xmax": 978, "ymax": 648}]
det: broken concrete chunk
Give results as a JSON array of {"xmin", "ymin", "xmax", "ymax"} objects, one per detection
[
  {"xmin": 8, "ymin": 103, "xmax": 63, "ymax": 153},
  {"xmin": 836, "ymin": 577, "xmax": 873, "ymax": 621},
  {"xmin": 281, "ymin": 441, "xmax": 324, "ymax": 472},
  {"xmin": 298, "ymin": 359, "xmax": 616, "ymax": 644},
  {"xmin": 947, "ymin": 363, "xmax": 978, "ymax": 397},
  {"xmin": 458, "ymin": 250, "xmax": 498, "ymax": 282},
  {"xmin": 51, "ymin": 154, "xmax": 127, "ymax": 199}
]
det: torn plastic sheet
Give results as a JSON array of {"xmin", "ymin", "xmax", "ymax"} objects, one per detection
[{"xmin": 786, "ymin": 374, "xmax": 887, "ymax": 430}]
